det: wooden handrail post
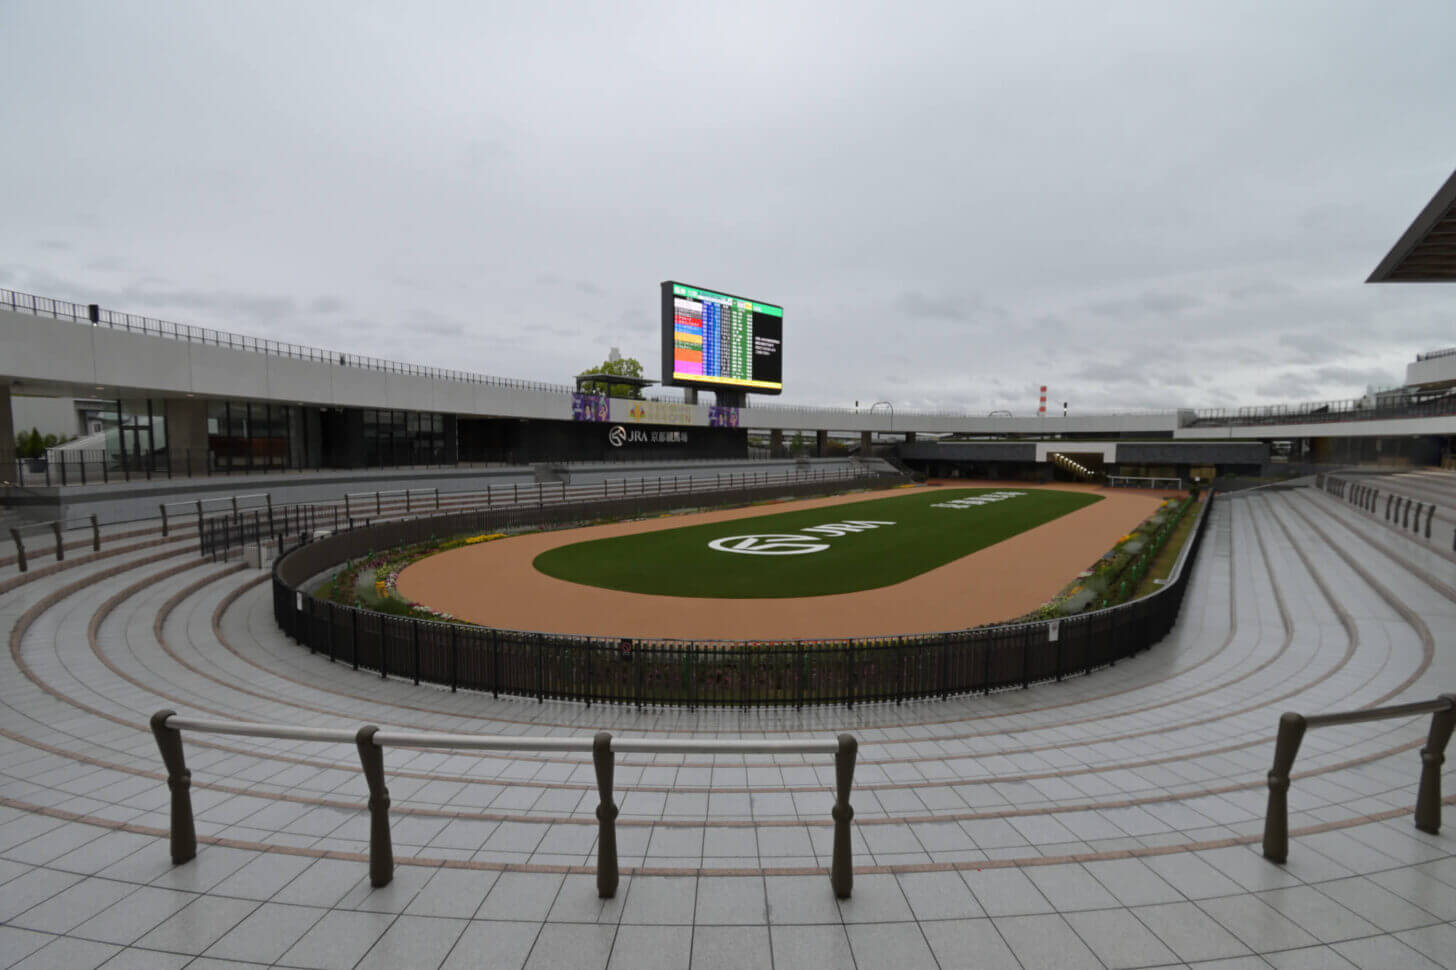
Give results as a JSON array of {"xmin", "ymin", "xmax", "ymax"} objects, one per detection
[
  {"xmin": 355, "ymin": 725, "xmax": 394, "ymax": 887},
  {"xmin": 9, "ymin": 529, "xmax": 25, "ymax": 573},
  {"xmin": 831, "ymin": 733, "xmax": 857, "ymax": 898},
  {"xmin": 593, "ymin": 732, "xmax": 619, "ymax": 898},
  {"xmin": 1262, "ymin": 712, "xmax": 1306, "ymax": 863},
  {"xmin": 52, "ymin": 521, "xmax": 63, "ymax": 562},
  {"xmin": 149, "ymin": 710, "xmax": 197, "ymax": 865},
  {"xmin": 90, "ymin": 514, "xmax": 100, "ymax": 552},
  {"xmin": 160, "ymin": 503, "xmax": 169, "ymax": 537},
  {"xmin": 1415, "ymin": 695, "xmax": 1456, "ymax": 834}
]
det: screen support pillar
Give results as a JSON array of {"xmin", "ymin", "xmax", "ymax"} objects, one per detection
[
  {"xmin": 683, "ymin": 389, "xmax": 698, "ymax": 405},
  {"xmin": 0, "ymin": 384, "xmax": 13, "ymax": 475},
  {"xmin": 816, "ymin": 430, "xmax": 828, "ymax": 457}
]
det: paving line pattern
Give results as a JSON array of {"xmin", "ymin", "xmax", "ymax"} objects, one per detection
[{"xmin": 0, "ymin": 485, "xmax": 1452, "ymax": 969}]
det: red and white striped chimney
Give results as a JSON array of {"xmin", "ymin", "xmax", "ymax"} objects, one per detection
[{"xmin": 1038, "ymin": 386, "xmax": 1047, "ymax": 415}]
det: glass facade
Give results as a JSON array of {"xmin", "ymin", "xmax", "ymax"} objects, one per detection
[
  {"xmin": 94, "ymin": 399, "xmax": 168, "ymax": 473},
  {"xmin": 202, "ymin": 401, "xmax": 448, "ymax": 471},
  {"xmin": 207, "ymin": 400, "xmax": 294, "ymax": 471},
  {"xmin": 362, "ymin": 409, "xmax": 446, "ymax": 467}
]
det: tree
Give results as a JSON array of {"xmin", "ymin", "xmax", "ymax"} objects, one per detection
[
  {"xmin": 577, "ymin": 356, "xmax": 646, "ymax": 399},
  {"xmin": 18, "ymin": 428, "xmax": 45, "ymax": 459}
]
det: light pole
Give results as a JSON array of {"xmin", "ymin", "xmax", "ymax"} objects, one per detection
[{"xmin": 869, "ymin": 401, "xmax": 893, "ymax": 433}]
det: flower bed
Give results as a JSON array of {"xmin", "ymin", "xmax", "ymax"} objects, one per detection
[
  {"xmin": 314, "ymin": 532, "xmax": 512, "ymax": 623},
  {"xmin": 1018, "ymin": 493, "xmax": 1198, "ymax": 619}
]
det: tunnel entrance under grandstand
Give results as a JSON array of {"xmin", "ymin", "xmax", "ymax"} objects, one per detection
[{"xmin": 1048, "ymin": 451, "xmax": 1105, "ymax": 483}]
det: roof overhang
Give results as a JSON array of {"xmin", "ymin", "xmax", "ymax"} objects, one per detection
[
  {"xmin": 1368, "ymin": 168, "xmax": 1456, "ymax": 282},
  {"xmin": 574, "ymin": 372, "xmax": 657, "ymax": 391}
]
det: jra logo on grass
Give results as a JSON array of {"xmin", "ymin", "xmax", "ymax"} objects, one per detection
[
  {"xmin": 931, "ymin": 491, "xmax": 1026, "ymax": 510},
  {"xmin": 707, "ymin": 520, "xmax": 896, "ymax": 556}
]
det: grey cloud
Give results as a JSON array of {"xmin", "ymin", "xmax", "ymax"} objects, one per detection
[
  {"xmin": 894, "ymin": 290, "xmax": 1004, "ymax": 324},
  {"xmin": 1310, "ymin": 365, "xmax": 1399, "ymax": 388},
  {"xmin": 407, "ymin": 311, "xmax": 467, "ymax": 338},
  {"xmin": 1069, "ymin": 361, "xmax": 1139, "ymax": 385},
  {"xmin": 37, "ymin": 240, "xmax": 70, "ymax": 251},
  {"xmin": 299, "ymin": 317, "xmax": 379, "ymax": 337},
  {"xmin": 1278, "ymin": 333, "xmax": 1352, "ymax": 362},
  {"xmin": 1228, "ymin": 278, "xmax": 1297, "ymax": 302},
  {"xmin": 1089, "ymin": 291, "xmax": 1203, "ymax": 318},
  {"xmin": 2, "ymin": 2, "xmax": 1453, "ymax": 410},
  {"xmin": 611, "ymin": 306, "xmax": 655, "ymax": 335},
  {"xmin": 1255, "ymin": 378, "xmax": 1317, "ymax": 399},
  {"xmin": 538, "ymin": 273, "xmax": 605, "ymax": 297},
  {"xmin": 117, "ymin": 287, "xmax": 296, "ymax": 324},
  {"xmin": 895, "ymin": 291, "xmax": 964, "ymax": 321}
]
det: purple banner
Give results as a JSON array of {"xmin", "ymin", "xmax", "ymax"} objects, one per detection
[{"xmin": 571, "ymin": 392, "xmax": 609, "ymax": 422}]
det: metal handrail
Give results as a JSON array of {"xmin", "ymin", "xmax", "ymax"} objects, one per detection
[
  {"xmin": 150, "ymin": 711, "xmax": 858, "ymax": 899},
  {"xmin": 8, "ymin": 514, "xmax": 100, "ymax": 572},
  {"xmin": 1262, "ymin": 694, "xmax": 1455, "ymax": 863},
  {"xmin": 1190, "ymin": 388, "xmax": 1456, "ymax": 427}
]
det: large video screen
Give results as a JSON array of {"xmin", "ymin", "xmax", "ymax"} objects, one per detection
[{"xmin": 661, "ymin": 281, "xmax": 782, "ymax": 394}]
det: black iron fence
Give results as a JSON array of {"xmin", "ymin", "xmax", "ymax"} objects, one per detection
[
  {"xmin": 202, "ymin": 504, "xmax": 344, "ymax": 562},
  {"xmin": 202, "ymin": 465, "xmax": 879, "ymax": 559},
  {"xmin": 268, "ymin": 483, "xmax": 1212, "ymax": 708},
  {"xmin": 1191, "ymin": 389, "xmax": 1456, "ymax": 428},
  {"xmin": 11, "ymin": 449, "xmax": 173, "ymax": 487}
]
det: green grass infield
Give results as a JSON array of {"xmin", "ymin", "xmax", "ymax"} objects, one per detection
[{"xmin": 531, "ymin": 486, "xmax": 1101, "ymax": 598}]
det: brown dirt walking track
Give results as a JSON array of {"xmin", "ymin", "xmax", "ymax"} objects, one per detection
[{"xmin": 396, "ymin": 481, "xmax": 1174, "ymax": 641}]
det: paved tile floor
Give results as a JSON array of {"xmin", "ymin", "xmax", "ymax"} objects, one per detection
[{"xmin": 0, "ymin": 485, "xmax": 1452, "ymax": 967}]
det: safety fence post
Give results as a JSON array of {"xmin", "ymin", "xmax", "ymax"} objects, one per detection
[
  {"xmin": 355, "ymin": 726, "xmax": 394, "ymax": 887},
  {"xmin": 1262, "ymin": 712, "xmax": 1306, "ymax": 863},
  {"xmin": 1415, "ymin": 695, "xmax": 1456, "ymax": 834},
  {"xmin": 594, "ymin": 732, "xmax": 619, "ymax": 898},
  {"xmin": 149, "ymin": 711, "xmax": 197, "ymax": 865},
  {"xmin": 831, "ymin": 733, "xmax": 857, "ymax": 898},
  {"xmin": 9, "ymin": 529, "xmax": 26, "ymax": 573}
]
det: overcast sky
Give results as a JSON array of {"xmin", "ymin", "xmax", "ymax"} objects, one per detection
[{"xmin": 2, "ymin": 1, "xmax": 1453, "ymax": 415}]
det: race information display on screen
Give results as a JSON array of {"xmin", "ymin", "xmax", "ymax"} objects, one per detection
[{"xmin": 661, "ymin": 281, "xmax": 782, "ymax": 394}]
